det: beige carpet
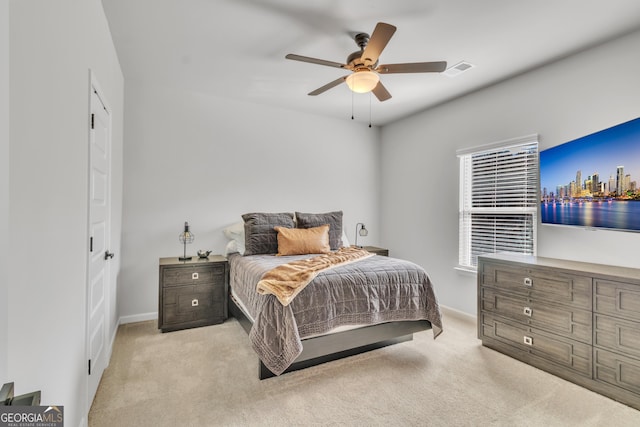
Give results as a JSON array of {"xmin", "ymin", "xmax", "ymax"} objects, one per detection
[{"xmin": 89, "ymin": 308, "xmax": 640, "ymax": 426}]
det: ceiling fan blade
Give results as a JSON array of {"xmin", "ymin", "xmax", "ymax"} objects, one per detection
[
  {"xmin": 372, "ymin": 81, "xmax": 392, "ymax": 102},
  {"xmin": 361, "ymin": 22, "xmax": 396, "ymax": 66},
  {"xmin": 308, "ymin": 76, "xmax": 348, "ymax": 96},
  {"xmin": 377, "ymin": 61, "xmax": 447, "ymax": 74},
  {"xmin": 286, "ymin": 53, "xmax": 347, "ymax": 69}
]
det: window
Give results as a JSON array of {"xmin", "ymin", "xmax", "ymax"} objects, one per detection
[{"xmin": 457, "ymin": 135, "xmax": 539, "ymax": 270}]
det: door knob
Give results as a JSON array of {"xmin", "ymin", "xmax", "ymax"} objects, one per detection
[{"xmin": 104, "ymin": 250, "xmax": 115, "ymax": 260}]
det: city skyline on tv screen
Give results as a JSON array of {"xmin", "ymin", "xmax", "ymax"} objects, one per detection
[
  {"xmin": 540, "ymin": 117, "xmax": 640, "ymax": 231},
  {"xmin": 540, "ymin": 117, "xmax": 640, "ymax": 198}
]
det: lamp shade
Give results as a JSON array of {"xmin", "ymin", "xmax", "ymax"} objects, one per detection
[
  {"xmin": 345, "ymin": 70, "xmax": 380, "ymax": 93},
  {"xmin": 179, "ymin": 222, "xmax": 194, "ymax": 244},
  {"xmin": 178, "ymin": 221, "xmax": 194, "ymax": 261}
]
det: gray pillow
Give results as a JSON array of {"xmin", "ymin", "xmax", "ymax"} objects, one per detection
[
  {"xmin": 295, "ymin": 211, "xmax": 343, "ymax": 250},
  {"xmin": 242, "ymin": 212, "xmax": 295, "ymax": 255}
]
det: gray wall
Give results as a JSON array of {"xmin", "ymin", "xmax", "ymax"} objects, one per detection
[
  {"xmin": 119, "ymin": 84, "xmax": 382, "ymax": 320},
  {"xmin": 0, "ymin": 0, "xmax": 8, "ymax": 385},
  {"xmin": 8, "ymin": 1, "xmax": 123, "ymax": 425},
  {"xmin": 381, "ymin": 29, "xmax": 640, "ymax": 315}
]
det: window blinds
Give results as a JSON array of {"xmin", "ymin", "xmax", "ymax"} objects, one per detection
[{"xmin": 458, "ymin": 136, "xmax": 538, "ymax": 269}]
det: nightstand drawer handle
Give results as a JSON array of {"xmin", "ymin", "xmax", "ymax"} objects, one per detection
[
  {"xmin": 523, "ymin": 336, "xmax": 533, "ymax": 346},
  {"xmin": 523, "ymin": 277, "xmax": 532, "ymax": 287},
  {"xmin": 523, "ymin": 307, "xmax": 532, "ymax": 317},
  {"xmin": 191, "ymin": 299, "xmax": 199, "ymax": 307},
  {"xmin": 192, "ymin": 272, "xmax": 199, "ymax": 280}
]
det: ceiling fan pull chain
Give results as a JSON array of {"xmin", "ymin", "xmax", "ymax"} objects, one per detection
[
  {"xmin": 369, "ymin": 92, "xmax": 372, "ymax": 128},
  {"xmin": 351, "ymin": 89, "xmax": 354, "ymax": 120}
]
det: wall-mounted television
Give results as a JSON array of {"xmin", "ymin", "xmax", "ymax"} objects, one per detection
[{"xmin": 540, "ymin": 116, "xmax": 640, "ymax": 232}]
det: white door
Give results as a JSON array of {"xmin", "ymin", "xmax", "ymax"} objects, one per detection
[{"xmin": 87, "ymin": 81, "xmax": 112, "ymax": 405}]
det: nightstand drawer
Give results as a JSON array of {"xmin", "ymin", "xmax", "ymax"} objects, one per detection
[
  {"xmin": 163, "ymin": 283, "xmax": 225, "ymax": 326},
  {"xmin": 162, "ymin": 264, "xmax": 225, "ymax": 286}
]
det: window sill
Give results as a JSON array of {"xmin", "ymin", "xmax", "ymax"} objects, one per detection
[{"xmin": 454, "ymin": 265, "xmax": 477, "ymax": 275}]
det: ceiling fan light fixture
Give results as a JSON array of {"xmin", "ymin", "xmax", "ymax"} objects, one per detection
[{"xmin": 345, "ymin": 70, "xmax": 379, "ymax": 93}]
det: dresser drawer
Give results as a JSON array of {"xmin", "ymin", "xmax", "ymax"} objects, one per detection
[
  {"xmin": 480, "ymin": 312, "xmax": 592, "ymax": 377},
  {"xmin": 480, "ymin": 262, "xmax": 592, "ymax": 310},
  {"xmin": 162, "ymin": 264, "xmax": 225, "ymax": 286},
  {"xmin": 594, "ymin": 313, "xmax": 640, "ymax": 359},
  {"xmin": 594, "ymin": 348, "xmax": 640, "ymax": 397},
  {"xmin": 162, "ymin": 283, "xmax": 225, "ymax": 326},
  {"xmin": 480, "ymin": 287, "xmax": 592, "ymax": 344},
  {"xmin": 594, "ymin": 279, "xmax": 640, "ymax": 322}
]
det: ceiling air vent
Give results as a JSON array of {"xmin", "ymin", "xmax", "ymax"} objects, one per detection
[{"xmin": 443, "ymin": 61, "xmax": 475, "ymax": 77}]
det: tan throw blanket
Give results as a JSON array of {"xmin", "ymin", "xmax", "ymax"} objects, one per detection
[{"xmin": 256, "ymin": 246, "xmax": 375, "ymax": 306}]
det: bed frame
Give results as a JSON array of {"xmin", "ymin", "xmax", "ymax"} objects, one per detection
[{"xmin": 228, "ymin": 294, "xmax": 433, "ymax": 379}]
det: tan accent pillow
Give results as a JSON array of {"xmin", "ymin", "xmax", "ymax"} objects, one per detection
[{"xmin": 275, "ymin": 224, "xmax": 331, "ymax": 256}]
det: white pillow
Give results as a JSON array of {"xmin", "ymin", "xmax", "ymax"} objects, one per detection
[
  {"xmin": 223, "ymin": 221, "xmax": 244, "ymax": 239},
  {"xmin": 224, "ymin": 240, "xmax": 240, "ymax": 257},
  {"xmin": 223, "ymin": 222, "xmax": 245, "ymax": 255}
]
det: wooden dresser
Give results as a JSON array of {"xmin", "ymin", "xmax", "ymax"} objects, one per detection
[
  {"xmin": 158, "ymin": 255, "xmax": 228, "ymax": 332},
  {"xmin": 478, "ymin": 253, "xmax": 640, "ymax": 410}
]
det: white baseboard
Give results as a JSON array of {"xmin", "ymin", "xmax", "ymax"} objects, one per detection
[
  {"xmin": 440, "ymin": 304, "xmax": 476, "ymax": 324},
  {"xmin": 104, "ymin": 321, "xmax": 118, "ymax": 368},
  {"xmin": 118, "ymin": 312, "xmax": 157, "ymax": 325}
]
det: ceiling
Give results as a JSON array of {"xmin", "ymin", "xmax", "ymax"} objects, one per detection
[{"xmin": 101, "ymin": 0, "xmax": 640, "ymax": 126}]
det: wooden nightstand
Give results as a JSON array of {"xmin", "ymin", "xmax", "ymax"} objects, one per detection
[
  {"xmin": 158, "ymin": 255, "xmax": 228, "ymax": 332},
  {"xmin": 362, "ymin": 246, "xmax": 389, "ymax": 256}
]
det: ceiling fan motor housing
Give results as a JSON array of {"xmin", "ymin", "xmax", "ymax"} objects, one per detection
[
  {"xmin": 347, "ymin": 51, "xmax": 367, "ymax": 68},
  {"xmin": 354, "ymin": 32, "xmax": 370, "ymax": 49}
]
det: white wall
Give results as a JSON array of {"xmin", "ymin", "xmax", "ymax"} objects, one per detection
[
  {"xmin": 0, "ymin": 0, "xmax": 9, "ymax": 385},
  {"xmin": 9, "ymin": 1, "xmax": 123, "ymax": 425},
  {"xmin": 119, "ymin": 84, "xmax": 381, "ymax": 320},
  {"xmin": 381, "ymin": 29, "xmax": 640, "ymax": 315}
]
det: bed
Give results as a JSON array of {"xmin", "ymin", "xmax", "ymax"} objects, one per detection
[{"xmin": 224, "ymin": 211, "xmax": 443, "ymax": 379}]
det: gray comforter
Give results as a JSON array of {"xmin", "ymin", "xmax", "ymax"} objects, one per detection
[{"xmin": 229, "ymin": 252, "xmax": 443, "ymax": 375}]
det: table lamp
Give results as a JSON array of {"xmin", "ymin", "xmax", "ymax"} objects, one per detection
[
  {"xmin": 178, "ymin": 221, "xmax": 194, "ymax": 261},
  {"xmin": 355, "ymin": 222, "xmax": 368, "ymax": 247}
]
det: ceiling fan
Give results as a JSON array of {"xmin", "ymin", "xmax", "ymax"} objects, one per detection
[{"xmin": 286, "ymin": 22, "xmax": 447, "ymax": 102}]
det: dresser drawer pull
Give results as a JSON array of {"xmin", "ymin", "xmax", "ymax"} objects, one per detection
[
  {"xmin": 523, "ymin": 307, "xmax": 532, "ymax": 317},
  {"xmin": 192, "ymin": 272, "xmax": 199, "ymax": 280},
  {"xmin": 191, "ymin": 298, "xmax": 199, "ymax": 307},
  {"xmin": 523, "ymin": 336, "xmax": 533, "ymax": 346},
  {"xmin": 523, "ymin": 277, "xmax": 532, "ymax": 287}
]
